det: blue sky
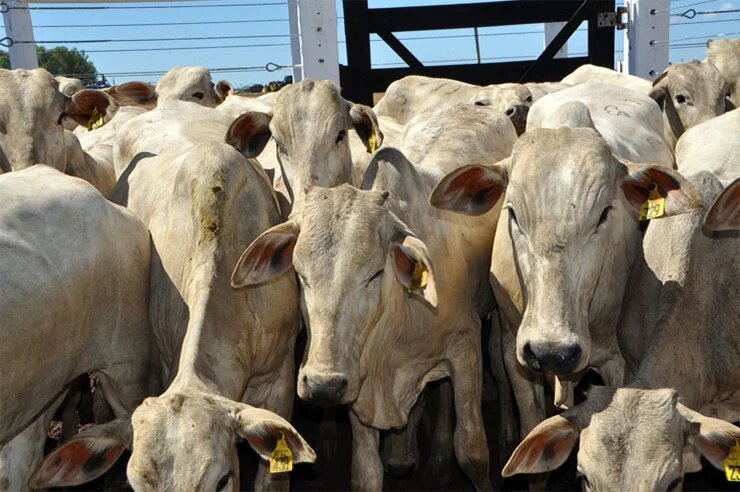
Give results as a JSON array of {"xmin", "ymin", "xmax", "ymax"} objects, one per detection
[{"xmin": 2, "ymin": 0, "xmax": 738, "ymax": 87}]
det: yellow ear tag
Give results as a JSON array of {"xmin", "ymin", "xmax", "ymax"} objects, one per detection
[
  {"xmin": 87, "ymin": 108, "xmax": 105, "ymax": 131},
  {"xmin": 637, "ymin": 183, "xmax": 666, "ymax": 221},
  {"xmin": 407, "ymin": 261, "xmax": 428, "ymax": 293},
  {"xmin": 367, "ymin": 131, "xmax": 378, "ymax": 154},
  {"xmin": 725, "ymin": 440, "xmax": 740, "ymax": 481},
  {"xmin": 269, "ymin": 433, "xmax": 293, "ymax": 474}
]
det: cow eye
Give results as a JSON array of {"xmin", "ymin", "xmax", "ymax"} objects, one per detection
[
  {"xmin": 675, "ymin": 94, "xmax": 687, "ymax": 104},
  {"xmin": 366, "ymin": 269, "xmax": 384, "ymax": 286},
  {"xmin": 597, "ymin": 206, "xmax": 612, "ymax": 229},
  {"xmin": 474, "ymin": 100, "xmax": 488, "ymax": 106},
  {"xmin": 216, "ymin": 471, "xmax": 232, "ymax": 492},
  {"xmin": 526, "ymin": 95, "xmax": 533, "ymax": 103},
  {"xmin": 193, "ymin": 91, "xmax": 205, "ymax": 100},
  {"xmin": 666, "ymin": 477, "xmax": 681, "ymax": 491},
  {"xmin": 336, "ymin": 130, "xmax": 346, "ymax": 144}
]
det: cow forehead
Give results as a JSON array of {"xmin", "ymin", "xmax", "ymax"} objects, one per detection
[
  {"xmin": 0, "ymin": 69, "xmax": 65, "ymax": 115},
  {"xmin": 294, "ymin": 186, "xmax": 389, "ymax": 266},
  {"xmin": 273, "ymin": 80, "xmax": 347, "ymax": 129},
  {"xmin": 665, "ymin": 61, "xmax": 726, "ymax": 93}
]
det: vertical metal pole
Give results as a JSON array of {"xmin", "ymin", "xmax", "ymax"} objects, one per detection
[
  {"xmin": 474, "ymin": 27, "xmax": 481, "ymax": 64},
  {"xmin": 2, "ymin": 0, "xmax": 38, "ymax": 69},
  {"xmin": 294, "ymin": 0, "xmax": 340, "ymax": 85},
  {"xmin": 287, "ymin": 0, "xmax": 303, "ymax": 82},
  {"xmin": 623, "ymin": 0, "xmax": 669, "ymax": 79},
  {"xmin": 544, "ymin": 22, "xmax": 568, "ymax": 59}
]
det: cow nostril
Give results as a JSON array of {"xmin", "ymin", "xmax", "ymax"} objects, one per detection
[
  {"xmin": 505, "ymin": 107, "xmax": 516, "ymax": 116},
  {"xmin": 522, "ymin": 343, "xmax": 540, "ymax": 371},
  {"xmin": 301, "ymin": 374, "xmax": 308, "ymax": 384}
]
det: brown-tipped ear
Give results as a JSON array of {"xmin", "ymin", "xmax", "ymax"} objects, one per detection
[
  {"xmin": 29, "ymin": 418, "xmax": 131, "ymax": 489},
  {"xmin": 620, "ymin": 162, "xmax": 701, "ymax": 219},
  {"xmin": 350, "ymin": 104, "xmax": 383, "ymax": 153},
  {"xmin": 429, "ymin": 162, "xmax": 508, "ymax": 216},
  {"xmin": 66, "ymin": 90, "xmax": 119, "ymax": 129},
  {"xmin": 502, "ymin": 414, "xmax": 578, "ymax": 477},
  {"xmin": 678, "ymin": 403, "xmax": 740, "ymax": 470},
  {"xmin": 390, "ymin": 222, "xmax": 438, "ymax": 308},
  {"xmin": 231, "ymin": 221, "xmax": 299, "ymax": 288},
  {"xmin": 226, "ymin": 111, "xmax": 273, "ymax": 158},
  {"xmin": 232, "ymin": 405, "xmax": 316, "ymax": 465},
  {"xmin": 216, "ymin": 80, "xmax": 235, "ymax": 102},
  {"xmin": 704, "ymin": 177, "xmax": 740, "ymax": 231},
  {"xmin": 649, "ymin": 85, "xmax": 685, "ymax": 140},
  {"xmin": 107, "ymin": 81, "xmax": 157, "ymax": 108}
]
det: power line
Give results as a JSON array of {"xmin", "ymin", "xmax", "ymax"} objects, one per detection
[
  {"xmin": 85, "ymin": 43, "xmax": 292, "ymax": 53},
  {"xmin": 1, "ymin": 2, "xmax": 285, "ymax": 11},
  {"xmin": 7, "ymin": 34, "xmax": 293, "ymax": 46},
  {"xmin": 34, "ymin": 19, "xmax": 290, "ymax": 29},
  {"xmin": 671, "ymin": 17, "xmax": 740, "ymax": 25}
]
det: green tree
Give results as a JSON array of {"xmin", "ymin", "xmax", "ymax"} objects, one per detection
[{"xmin": 0, "ymin": 46, "xmax": 95, "ymax": 76}]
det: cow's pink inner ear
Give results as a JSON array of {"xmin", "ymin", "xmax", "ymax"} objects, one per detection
[
  {"xmin": 67, "ymin": 90, "xmax": 114, "ymax": 127},
  {"xmin": 502, "ymin": 415, "xmax": 577, "ymax": 477},
  {"xmin": 226, "ymin": 112, "xmax": 273, "ymax": 157},
  {"xmin": 29, "ymin": 436, "xmax": 125, "ymax": 488},
  {"xmin": 704, "ymin": 178, "xmax": 740, "ymax": 231},
  {"xmin": 621, "ymin": 165, "xmax": 701, "ymax": 218},
  {"xmin": 231, "ymin": 230, "xmax": 297, "ymax": 288},
  {"xmin": 430, "ymin": 164, "xmax": 507, "ymax": 216},
  {"xmin": 110, "ymin": 81, "xmax": 157, "ymax": 107}
]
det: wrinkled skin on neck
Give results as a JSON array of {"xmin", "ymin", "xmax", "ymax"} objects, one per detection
[
  {"xmin": 127, "ymin": 394, "xmax": 241, "ymax": 492},
  {"xmin": 270, "ymin": 80, "xmax": 355, "ymax": 205},
  {"xmin": 500, "ymin": 129, "xmax": 636, "ymax": 375},
  {"xmin": 0, "ymin": 69, "xmax": 67, "ymax": 171},
  {"xmin": 574, "ymin": 388, "xmax": 691, "ymax": 492},
  {"xmin": 293, "ymin": 186, "xmax": 400, "ymax": 405}
]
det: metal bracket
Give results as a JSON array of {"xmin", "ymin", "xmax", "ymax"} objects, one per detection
[
  {"xmin": 0, "ymin": 37, "xmax": 13, "ymax": 48},
  {"xmin": 597, "ymin": 11, "xmax": 617, "ymax": 28},
  {"xmin": 616, "ymin": 6, "xmax": 629, "ymax": 30}
]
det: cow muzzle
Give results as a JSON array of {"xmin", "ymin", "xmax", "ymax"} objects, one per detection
[
  {"xmin": 298, "ymin": 369, "xmax": 349, "ymax": 405},
  {"xmin": 521, "ymin": 341, "xmax": 583, "ymax": 375},
  {"xmin": 505, "ymin": 104, "xmax": 529, "ymax": 135}
]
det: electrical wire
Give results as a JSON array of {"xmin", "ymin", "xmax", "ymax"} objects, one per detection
[{"xmin": 1, "ymin": 2, "xmax": 285, "ymax": 11}]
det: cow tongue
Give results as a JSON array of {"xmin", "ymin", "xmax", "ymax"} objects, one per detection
[{"xmin": 553, "ymin": 375, "xmax": 574, "ymax": 409}]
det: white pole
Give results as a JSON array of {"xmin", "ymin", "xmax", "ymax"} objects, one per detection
[
  {"xmin": 2, "ymin": 0, "xmax": 38, "ymax": 69},
  {"xmin": 287, "ymin": 0, "xmax": 303, "ymax": 82},
  {"xmin": 544, "ymin": 22, "xmax": 568, "ymax": 59},
  {"xmin": 623, "ymin": 0, "xmax": 669, "ymax": 80},
  {"xmin": 293, "ymin": 0, "xmax": 339, "ymax": 85}
]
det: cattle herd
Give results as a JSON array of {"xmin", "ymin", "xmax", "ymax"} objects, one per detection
[{"xmin": 0, "ymin": 38, "xmax": 738, "ymax": 492}]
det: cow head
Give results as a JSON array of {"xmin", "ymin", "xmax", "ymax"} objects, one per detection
[
  {"xmin": 649, "ymin": 61, "xmax": 731, "ymax": 145},
  {"xmin": 155, "ymin": 66, "xmax": 222, "ymax": 107},
  {"xmin": 231, "ymin": 185, "xmax": 436, "ymax": 406},
  {"xmin": 502, "ymin": 387, "xmax": 740, "ymax": 491},
  {"xmin": 471, "ymin": 82, "xmax": 533, "ymax": 135},
  {"xmin": 706, "ymin": 39, "xmax": 740, "ymax": 109},
  {"xmin": 29, "ymin": 395, "xmax": 315, "ymax": 490},
  {"xmin": 223, "ymin": 80, "xmax": 383, "ymax": 208},
  {"xmin": 430, "ymin": 127, "xmax": 699, "ymax": 377},
  {"xmin": 0, "ymin": 68, "xmax": 117, "ymax": 172}
]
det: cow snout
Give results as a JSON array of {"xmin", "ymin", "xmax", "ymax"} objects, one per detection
[
  {"xmin": 505, "ymin": 104, "xmax": 529, "ymax": 135},
  {"xmin": 522, "ymin": 342, "xmax": 582, "ymax": 374},
  {"xmin": 299, "ymin": 370, "xmax": 348, "ymax": 405}
]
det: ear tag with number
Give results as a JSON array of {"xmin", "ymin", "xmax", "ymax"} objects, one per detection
[
  {"xmin": 87, "ymin": 108, "xmax": 105, "ymax": 131},
  {"xmin": 407, "ymin": 261, "xmax": 428, "ymax": 293},
  {"xmin": 725, "ymin": 440, "xmax": 740, "ymax": 481},
  {"xmin": 638, "ymin": 183, "xmax": 666, "ymax": 221},
  {"xmin": 269, "ymin": 433, "xmax": 293, "ymax": 474},
  {"xmin": 367, "ymin": 131, "xmax": 379, "ymax": 154}
]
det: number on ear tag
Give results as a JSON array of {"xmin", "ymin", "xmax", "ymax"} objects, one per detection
[
  {"xmin": 407, "ymin": 261, "xmax": 428, "ymax": 293},
  {"xmin": 269, "ymin": 433, "xmax": 293, "ymax": 474},
  {"xmin": 638, "ymin": 184, "xmax": 666, "ymax": 221},
  {"xmin": 725, "ymin": 440, "xmax": 740, "ymax": 481}
]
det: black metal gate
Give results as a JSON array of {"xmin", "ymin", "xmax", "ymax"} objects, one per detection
[{"xmin": 340, "ymin": 0, "xmax": 616, "ymax": 105}]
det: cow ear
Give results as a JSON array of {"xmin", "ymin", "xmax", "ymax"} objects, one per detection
[
  {"xmin": 704, "ymin": 177, "xmax": 740, "ymax": 231},
  {"xmin": 620, "ymin": 162, "xmax": 701, "ymax": 219},
  {"xmin": 390, "ymin": 222, "xmax": 438, "ymax": 308},
  {"xmin": 726, "ymin": 95, "xmax": 736, "ymax": 112},
  {"xmin": 232, "ymin": 404, "xmax": 316, "ymax": 464},
  {"xmin": 28, "ymin": 418, "xmax": 131, "ymax": 489},
  {"xmin": 350, "ymin": 104, "xmax": 383, "ymax": 154},
  {"xmin": 215, "ymin": 80, "xmax": 235, "ymax": 102},
  {"xmin": 231, "ymin": 221, "xmax": 299, "ymax": 288},
  {"xmin": 107, "ymin": 81, "xmax": 157, "ymax": 108},
  {"xmin": 429, "ymin": 162, "xmax": 508, "ymax": 216},
  {"xmin": 502, "ymin": 414, "xmax": 578, "ymax": 477},
  {"xmin": 678, "ymin": 403, "xmax": 740, "ymax": 470},
  {"xmin": 227, "ymin": 111, "xmax": 273, "ymax": 158},
  {"xmin": 66, "ymin": 90, "xmax": 119, "ymax": 129},
  {"xmin": 648, "ymin": 85, "xmax": 685, "ymax": 141}
]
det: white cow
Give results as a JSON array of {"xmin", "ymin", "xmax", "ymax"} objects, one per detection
[
  {"xmin": 430, "ymin": 127, "xmax": 700, "ymax": 441},
  {"xmin": 32, "ymin": 120, "xmax": 316, "ymax": 490},
  {"xmin": 374, "ymin": 75, "xmax": 533, "ymax": 135},
  {"xmin": 674, "ymin": 108, "xmax": 739, "ymax": 185},
  {"xmin": 0, "ymin": 166, "xmax": 156, "ymax": 491},
  {"xmin": 0, "ymin": 68, "xmax": 116, "ymax": 173},
  {"xmin": 561, "ymin": 64, "xmax": 652, "ymax": 93},
  {"xmin": 707, "ymin": 38, "xmax": 740, "ymax": 107},
  {"xmin": 527, "ymin": 81, "xmax": 674, "ymax": 165},
  {"xmin": 156, "ymin": 66, "xmax": 230, "ymax": 107}
]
